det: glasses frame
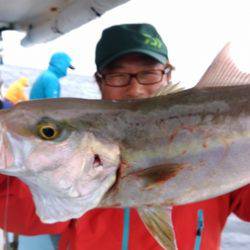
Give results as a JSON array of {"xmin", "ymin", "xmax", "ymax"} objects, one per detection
[{"xmin": 97, "ymin": 67, "xmax": 171, "ymax": 87}]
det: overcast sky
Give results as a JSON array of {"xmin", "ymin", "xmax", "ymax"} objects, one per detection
[{"xmin": 2, "ymin": 0, "xmax": 250, "ymax": 88}]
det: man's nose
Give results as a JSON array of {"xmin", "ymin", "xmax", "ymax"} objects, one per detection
[{"xmin": 126, "ymin": 76, "xmax": 144, "ymax": 98}]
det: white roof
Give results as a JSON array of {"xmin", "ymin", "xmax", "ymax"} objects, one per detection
[{"xmin": 0, "ymin": 0, "xmax": 130, "ymax": 46}]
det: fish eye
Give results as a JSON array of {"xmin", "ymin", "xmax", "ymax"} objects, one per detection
[{"xmin": 37, "ymin": 123, "xmax": 60, "ymax": 140}]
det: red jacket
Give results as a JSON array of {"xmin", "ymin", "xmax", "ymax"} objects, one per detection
[
  {"xmin": 0, "ymin": 174, "xmax": 249, "ymax": 250},
  {"xmin": 0, "ymin": 175, "xmax": 69, "ymax": 235}
]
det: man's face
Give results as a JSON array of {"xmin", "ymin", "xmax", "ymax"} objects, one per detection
[{"xmin": 97, "ymin": 53, "xmax": 171, "ymax": 100}]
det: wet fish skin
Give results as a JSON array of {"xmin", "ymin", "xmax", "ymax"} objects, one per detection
[{"xmin": 0, "ymin": 84, "xmax": 250, "ymax": 222}]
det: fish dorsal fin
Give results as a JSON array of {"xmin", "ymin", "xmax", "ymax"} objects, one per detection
[
  {"xmin": 155, "ymin": 82, "xmax": 184, "ymax": 96},
  {"xmin": 137, "ymin": 207, "xmax": 177, "ymax": 250},
  {"xmin": 195, "ymin": 43, "xmax": 250, "ymax": 88}
]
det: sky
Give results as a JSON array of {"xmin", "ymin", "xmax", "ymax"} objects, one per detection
[{"xmin": 1, "ymin": 0, "xmax": 250, "ymax": 89}]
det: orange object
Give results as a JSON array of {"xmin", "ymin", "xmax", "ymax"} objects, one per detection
[{"xmin": 4, "ymin": 77, "xmax": 29, "ymax": 104}]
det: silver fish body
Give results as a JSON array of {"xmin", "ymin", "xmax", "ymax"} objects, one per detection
[{"xmin": 0, "ymin": 85, "xmax": 250, "ymax": 223}]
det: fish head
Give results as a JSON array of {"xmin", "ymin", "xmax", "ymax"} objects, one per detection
[{"xmin": 0, "ymin": 100, "xmax": 120, "ymax": 222}]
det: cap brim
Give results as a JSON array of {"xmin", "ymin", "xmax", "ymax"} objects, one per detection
[
  {"xmin": 69, "ymin": 65, "xmax": 75, "ymax": 70},
  {"xmin": 98, "ymin": 49, "xmax": 168, "ymax": 70}
]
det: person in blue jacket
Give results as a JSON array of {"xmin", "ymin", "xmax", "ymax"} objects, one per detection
[{"xmin": 30, "ymin": 52, "xmax": 74, "ymax": 99}]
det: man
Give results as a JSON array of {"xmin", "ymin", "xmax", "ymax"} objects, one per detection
[
  {"xmin": 0, "ymin": 24, "xmax": 249, "ymax": 250},
  {"xmin": 57, "ymin": 23, "xmax": 250, "ymax": 250},
  {"xmin": 30, "ymin": 52, "xmax": 74, "ymax": 99}
]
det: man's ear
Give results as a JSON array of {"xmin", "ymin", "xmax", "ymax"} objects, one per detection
[
  {"xmin": 94, "ymin": 72, "xmax": 102, "ymax": 88},
  {"xmin": 165, "ymin": 62, "xmax": 175, "ymax": 83},
  {"xmin": 167, "ymin": 70, "xmax": 172, "ymax": 82}
]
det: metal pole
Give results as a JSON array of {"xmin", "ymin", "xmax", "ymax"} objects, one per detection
[{"xmin": 0, "ymin": 31, "xmax": 3, "ymax": 65}]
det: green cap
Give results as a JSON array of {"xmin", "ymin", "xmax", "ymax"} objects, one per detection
[{"xmin": 95, "ymin": 23, "xmax": 168, "ymax": 70}]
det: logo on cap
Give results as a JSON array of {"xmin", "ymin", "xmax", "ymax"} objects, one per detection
[{"xmin": 142, "ymin": 33, "xmax": 162, "ymax": 49}]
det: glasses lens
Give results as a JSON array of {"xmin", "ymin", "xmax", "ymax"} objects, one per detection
[
  {"xmin": 138, "ymin": 71, "xmax": 163, "ymax": 84},
  {"xmin": 105, "ymin": 73, "xmax": 130, "ymax": 86}
]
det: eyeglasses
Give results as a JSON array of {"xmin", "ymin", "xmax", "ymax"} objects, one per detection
[{"xmin": 97, "ymin": 68, "xmax": 171, "ymax": 87}]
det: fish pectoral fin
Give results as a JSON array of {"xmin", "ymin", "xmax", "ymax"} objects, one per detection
[
  {"xmin": 137, "ymin": 207, "xmax": 177, "ymax": 250},
  {"xmin": 136, "ymin": 163, "xmax": 184, "ymax": 190}
]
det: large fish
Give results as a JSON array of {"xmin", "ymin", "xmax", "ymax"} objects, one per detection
[{"xmin": 0, "ymin": 44, "xmax": 250, "ymax": 249}]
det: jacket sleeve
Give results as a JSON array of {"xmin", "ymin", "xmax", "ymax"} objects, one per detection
[
  {"xmin": 230, "ymin": 184, "xmax": 250, "ymax": 221},
  {"xmin": 43, "ymin": 75, "xmax": 60, "ymax": 98},
  {"xmin": 0, "ymin": 174, "xmax": 69, "ymax": 235}
]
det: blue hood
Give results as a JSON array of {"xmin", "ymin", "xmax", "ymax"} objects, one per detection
[{"xmin": 48, "ymin": 52, "xmax": 73, "ymax": 78}]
